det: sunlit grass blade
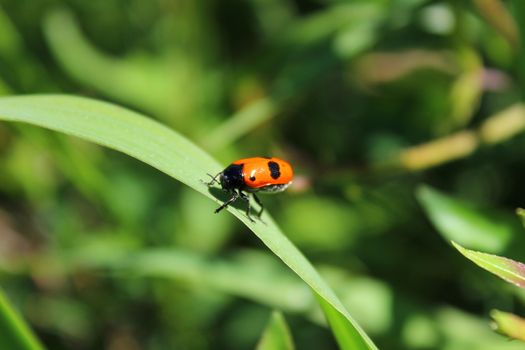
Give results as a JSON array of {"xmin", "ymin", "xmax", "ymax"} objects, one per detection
[
  {"xmin": 490, "ymin": 310, "xmax": 525, "ymax": 341},
  {"xmin": 0, "ymin": 288, "xmax": 45, "ymax": 350},
  {"xmin": 256, "ymin": 311, "xmax": 295, "ymax": 350},
  {"xmin": 452, "ymin": 241, "xmax": 525, "ymax": 288},
  {"xmin": 448, "ymin": 48, "xmax": 483, "ymax": 128},
  {"xmin": 0, "ymin": 94, "xmax": 377, "ymax": 350},
  {"xmin": 416, "ymin": 185, "xmax": 515, "ymax": 253}
]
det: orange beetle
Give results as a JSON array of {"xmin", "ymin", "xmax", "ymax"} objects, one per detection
[{"xmin": 206, "ymin": 157, "xmax": 293, "ymax": 221}]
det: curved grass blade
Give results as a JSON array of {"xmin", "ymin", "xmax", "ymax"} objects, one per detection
[
  {"xmin": 43, "ymin": 9, "xmax": 175, "ymax": 118},
  {"xmin": 452, "ymin": 241, "xmax": 525, "ymax": 289},
  {"xmin": 0, "ymin": 94, "xmax": 377, "ymax": 350},
  {"xmin": 0, "ymin": 288, "xmax": 45, "ymax": 350},
  {"xmin": 256, "ymin": 311, "xmax": 295, "ymax": 350}
]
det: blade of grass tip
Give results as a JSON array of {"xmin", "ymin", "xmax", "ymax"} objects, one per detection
[
  {"xmin": 256, "ymin": 311, "xmax": 295, "ymax": 350},
  {"xmin": 0, "ymin": 95, "xmax": 377, "ymax": 350},
  {"xmin": 490, "ymin": 310, "xmax": 525, "ymax": 341},
  {"xmin": 451, "ymin": 241, "xmax": 525, "ymax": 289},
  {"xmin": 0, "ymin": 288, "xmax": 45, "ymax": 350}
]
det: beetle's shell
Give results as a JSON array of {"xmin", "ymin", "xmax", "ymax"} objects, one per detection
[{"xmin": 231, "ymin": 157, "xmax": 293, "ymax": 191}]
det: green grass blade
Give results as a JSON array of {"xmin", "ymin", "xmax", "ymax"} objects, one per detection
[
  {"xmin": 317, "ymin": 294, "xmax": 370, "ymax": 350},
  {"xmin": 256, "ymin": 311, "xmax": 295, "ymax": 350},
  {"xmin": 452, "ymin": 241, "xmax": 525, "ymax": 289},
  {"xmin": 0, "ymin": 94, "xmax": 377, "ymax": 350},
  {"xmin": 0, "ymin": 288, "xmax": 45, "ymax": 350}
]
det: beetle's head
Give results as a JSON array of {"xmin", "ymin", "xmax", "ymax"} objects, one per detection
[{"xmin": 219, "ymin": 164, "xmax": 244, "ymax": 191}]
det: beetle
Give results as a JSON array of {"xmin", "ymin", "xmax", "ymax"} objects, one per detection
[{"xmin": 206, "ymin": 157, "xmax": 294, "ymax": 222}]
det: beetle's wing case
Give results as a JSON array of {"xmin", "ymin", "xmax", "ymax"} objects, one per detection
[{"xmin": 233, "ymin": 157, "xmax": 293, "ymax": 190}]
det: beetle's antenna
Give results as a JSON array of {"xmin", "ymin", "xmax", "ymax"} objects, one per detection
[{"xmin": 205, "ymin": 172, "xmax": 221, "ymax": 186}]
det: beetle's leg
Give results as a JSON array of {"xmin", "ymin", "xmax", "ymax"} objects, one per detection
[
  {"xmin": 252, "ymin": 193, "xmax": 264, "ymax": 218},
  {"xmin": 238, "ymin": 191, "xmax": 255, "ymax": 222},
  {"xmin": 204, "ymin": 172, "xmax": 221, "ymax": 186},
  {"xmin": 240, "ymin": 191, "xmax": 255, "ymax": 222},
  {"xmin": 214, "ymin": 190, "xmax": 239, "ymax": 213}
]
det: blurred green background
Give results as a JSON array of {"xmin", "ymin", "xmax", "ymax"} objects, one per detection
[{"xmin": 1, "ymin": 0, "xmax": 525, "ymax": 349}]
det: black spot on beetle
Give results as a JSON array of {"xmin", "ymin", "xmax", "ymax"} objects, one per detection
[
  {"xmin": 250, "ymin": 175, "xmax": 256, "ymax": 181},
  {"xmin": 268, "ymin": 161, "xmax": 280, "ymax": 179}
]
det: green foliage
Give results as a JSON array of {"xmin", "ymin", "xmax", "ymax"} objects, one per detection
[
  {"xmin": 452, "ymin": 236, "xmax": 525, "ymax": 342},
  {"xmin": 452, "ymin": 241, "xmax": 525, "ymax": 289},
  {"xmin": 511, "ymin": 0, "xmax": 525, "ymax": 99},
  {"xmin": 0, "ymin": 288, "xmax": 45, "ymax": 350},
  {"xmin": 256, "ymin": 311, "xmax": 295, "ymax": 350},
  {"xmin": 517, "ymin": 208, "xmax": 525, "ymax": 227},
  {"xmin": 317, "ymin": 295, "xmax": 372, "ymax": 350},
  {"xmin": 417, "ymin": 185, "xmax": 517, "ymax": 253},
  {"xmin": 491, "ymin": 310, "xmax": 525, "ymax": 341},
  {"xmin": 0, "ymin": 95, "xmax": 376, "ymax": 349},
  {"xmin": 1, "ymin": 0, "xmax": 525, "ymax": 349}
]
